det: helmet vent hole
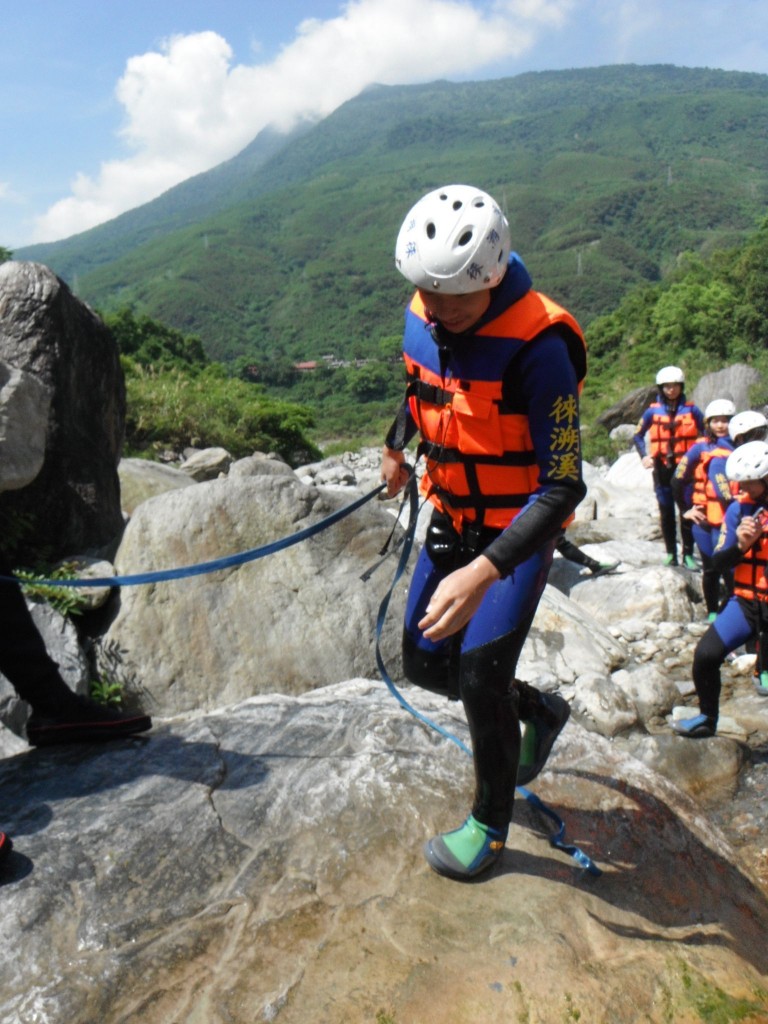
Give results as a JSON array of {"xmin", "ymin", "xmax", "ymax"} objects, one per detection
[
  {"xmin": 426, "ymin": 222, "xmax": 436, "ymax": 239},
  {"xmin": 458, "ymin": 230, "xmax": 473, "ymax": 247},
  {"xmin": 452, "ymin": 200, "xmax": 463, "ymax": 211}
]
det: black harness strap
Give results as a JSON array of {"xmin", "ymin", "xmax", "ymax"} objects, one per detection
[
  {"xmin": 417, "ymin": 442, "xmax": 536, "ymax": 468},
  {"xmin": 427, "ymin": 485, "xmax": 533, "ymax": 511}
]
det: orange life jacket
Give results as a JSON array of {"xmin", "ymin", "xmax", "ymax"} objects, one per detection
[
  {"xmin": 690, "ymin": 440, "xmax": 713, "ymax": 507},
  {"xmin": 694, "ymin": 443, "xmax": 739, "ymax": 526},
  {"xmin": 648, "ymin": 403, "xmax": 700, "ymax": 464},
  {"xmin": 733, "ymin": 503, "xmax": 768, "ymax": 603},
  {"xmin": 403, "ymin": 289, "xmax": 586, "ymax": 532}
]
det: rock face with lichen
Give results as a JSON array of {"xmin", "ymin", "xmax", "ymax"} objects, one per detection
[{"xmin": 0, "ymin": 261, "xmax": 125, "ymax": 561}]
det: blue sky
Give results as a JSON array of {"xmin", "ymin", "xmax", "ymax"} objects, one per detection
[{"xmin": 3, "ymin": 0, "xmax": 768, "ymax": 248}]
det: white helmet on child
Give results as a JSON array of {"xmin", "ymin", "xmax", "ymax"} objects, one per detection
[
  {"xmin": 704, "ymin": 398, "xmax": 736, "ymax": 421},
  {"xmin": 728, "ymin": 409, "xmax": 768, "ymax": 442},
  {"xmin": 395, "ymin": 185, "xmax": 511, "ymax": 294},
  {"xmin": 656, "ymin": 366, "xmax": 685, "ymax": 386},
  {"xmin": 726, "ymin": 441, "xmax": 768, "ymax": 482}
]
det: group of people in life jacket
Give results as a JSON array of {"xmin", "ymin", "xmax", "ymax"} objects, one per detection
[
  {"xmin": 638, "ymin": 364, "xmax": 768, "ymax": 741},
  {"xmin": 633, "ymin": 364, "xmax": 768, "ymax": 738},
  {"xmin": 378, "ymin": 182, "xmax": 768, "ymax": 882}
]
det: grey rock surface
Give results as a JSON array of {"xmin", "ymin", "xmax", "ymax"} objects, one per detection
[
  {"xmin": 0, "ymin": 359, "xmax": 51, "ymax": 493},
  {"xmin": 100, "ymin": 473, "xmax": 408, "ymax": 715},
  {"xmin": 2, "ymin": 680, "xmax": 768, "ymax": 1024},
  {"xmin": 0, "ymin": 262, "xmax": 125, "ymax": 559},
  {"xmin": 118, "ymin": 457, "xmax": 195, "ymax": 516}
]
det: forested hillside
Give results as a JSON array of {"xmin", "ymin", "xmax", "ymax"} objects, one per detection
[
  {"xmin": 15, "ymin": 64, "xmax": 768, "ymax": 372},
  {"xmin": 5, "ymin": 217, "xmax": 768, "ymax": 461},
  {"xmin": 587, "ymin": 215, "xmax": 768, "ymax": 409}
]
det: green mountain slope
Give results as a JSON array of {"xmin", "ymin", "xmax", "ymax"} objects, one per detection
[{"xmin": 16, "ymin": 64, "xmax": 768, "ymax": 364}]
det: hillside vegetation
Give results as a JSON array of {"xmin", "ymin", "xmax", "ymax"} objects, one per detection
[
  {"xmin": 15, "ymin": 64, "xmax": 768, "ymax": 372},
  {"xmin": 585, "ymin": 215, "xmax": 768, "ymax": 412},
  {"xmin": 106, "ymin": 214, "xmax": 768, "ymax": 461},
  {"xmin": 4, "ymin": 215, "xmax": 768, "ymax": 462}
]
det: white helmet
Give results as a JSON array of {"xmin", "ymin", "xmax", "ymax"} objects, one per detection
[
  {"xmin": 656, "ymin": 365, "xmax": 685, "ymax": 386},
  {"xmin": 728, "ymin": 409, "xmax": 768, "ymax": 442},
  {"xmin": 704, "ymin": 398, "xmax": 736, "ymax": 421},
  {"xmin": 726, "ymin": 441, "xmax": 768, "ymax": 482},
  {"xmin": 395, "ymin": 185, "xmax": 511, "ymax": 294}
]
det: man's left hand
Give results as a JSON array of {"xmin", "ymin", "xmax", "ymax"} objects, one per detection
[{"xmin": 418, "ymin": 555, "xmax": 501, "ymax": 641}]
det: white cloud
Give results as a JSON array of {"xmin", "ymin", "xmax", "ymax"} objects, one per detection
[{"xmin": 31, "ymin": 0, "xmax": 577, "ymax": 243}]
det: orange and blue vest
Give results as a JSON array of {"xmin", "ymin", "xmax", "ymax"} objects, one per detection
[
  {"xmin": 700, "ymin": 440, "xmax": 738, "ymax": 526},
  {"xmin": 689, "ymin": 443, "xmax": 713, "ymax": 507},
  {"xmin": 402, "ymin": 270, "xmax": 586, "ymax": 533},
  {"xmin": 635, "ymin": 396, "xmax": 704, "ymax": 467},
  {"xmin": 729, "ymin": 498, "xmax": 768, "ymax": 603}
]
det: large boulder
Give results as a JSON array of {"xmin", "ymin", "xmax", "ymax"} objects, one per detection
[
  {"xmin": 0, "ymin": 359, "xmax": 51, "ymax": 493},
  {"xmin": 0, "ymin": 261, "xmax": 125, "ymax": 560},
  {"xmin": 518, "ymin": 584, "xmax": 626, "ymax": 688},
  {"xmin": 595, "ymin": 383, "xmax": 656, "ymax": 431},
  {"xmin": 692, "ymin": 362, "xmax": 761, "ymax": 414},
  {"xmin": 569, "ymin": 564, "xmax": 695, "ymax": 627},
  {"xmin": 118, "ymin": 457, "xmax": 195, "ymax": 516},
  {"xmin": 99, "ymin": 472, "xmax": 409, "ymax": 715}
]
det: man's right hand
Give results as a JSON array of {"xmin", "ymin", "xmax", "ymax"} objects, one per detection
[
  {"xmin": 737, "ymin": 515, "xmax": 764, "ymax": 552},
  {"xmin": 381, "ymin": 446, "xmax": 410, "ymax": 498}
]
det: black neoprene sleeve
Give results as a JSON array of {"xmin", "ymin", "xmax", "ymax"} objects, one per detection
[{"xmin": 482, "ymin": 480, "xmax": 586, "ymax": 577}]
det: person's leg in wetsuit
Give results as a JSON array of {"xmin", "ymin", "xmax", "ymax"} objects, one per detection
[
  {"xmin": 653, "ymin": 460, "xmax": 679, "ymax": 565},
  {"xmin": 675, "ymin": 595, "xmax": 754, "ymax": 737},
  {"xmin": 402, "ymin": 515, "xmax": 565, "ymax": 878},
  {"xmin": 0, "ymin": 559, "xmax": 152, "ymax": 745},
  {"xmin": 554, "ymin": 530, "xmax": 619, "ymax": 577},
  {"xmin": 691, "ymin": 522, "xmax": 720, "ymax": 620}
]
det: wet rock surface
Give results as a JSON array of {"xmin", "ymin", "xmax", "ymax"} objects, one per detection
[
  {"xmin": 2, "ymin": 682, "xmax": 768, "ymax": 1024},
  {"xmin": 3, "ymin": 444, "xmax": 768, "ymax": 1020}
]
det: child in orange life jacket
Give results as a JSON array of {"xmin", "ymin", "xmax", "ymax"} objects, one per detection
[
  {"xmin": 673, "ymin": 399, "xmax": 736, "ymax": 620},
  {"xmin": 633, "ymin": 366, "xmax": 704, "ymax": 568},
  {"xmin": 381, "ymin": 184, "xmax": 586, "ymax": 881},
  {"xmin": 701, "ymin": 411, "xmax": 768, "ymax": 621},
  {"xmin": 674, "ymin": 440, "xmax": 768, "ymax": 738}
]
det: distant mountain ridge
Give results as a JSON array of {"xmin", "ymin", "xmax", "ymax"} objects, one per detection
[{"xmin": 16, "ymin": 64, "xmax": 768, "ymax": 364}]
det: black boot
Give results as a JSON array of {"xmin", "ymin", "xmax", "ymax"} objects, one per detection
[
  {"xmin": 515, "ymin": 681, "xmax": 571, "ymax": 786},
  {"xmin": 26, "ymin": 694, "xmax": 151, "ymax": 746}
]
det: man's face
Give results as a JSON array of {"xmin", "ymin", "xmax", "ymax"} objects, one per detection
[{"xmin": 418, "ymin": 288, "xmax": 491, "ymax": 334}]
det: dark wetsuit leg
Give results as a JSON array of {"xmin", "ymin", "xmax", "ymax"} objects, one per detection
[
  {"xmin": 402, "ymin": 536, "xmax": 555, "ymax": 832},
  {"xmin": 694, "ymin": 597, "xmax": 753, "ymax": 718},
  {"xmin": 0, "ymin": 559, "xmax": 71, "ymax": 712}
]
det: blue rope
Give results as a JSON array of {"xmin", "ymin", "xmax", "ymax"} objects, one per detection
[
  {"xmin": 373, "ymin": 476, "xmax": 601, "ymax": 877},
  {"xmin": 373, "ymin": 477, "xmax": 474, "ymax": 756},
  {"xmin": 0, "ymin": 483, "xmax": 387, "ymax": 588}
]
